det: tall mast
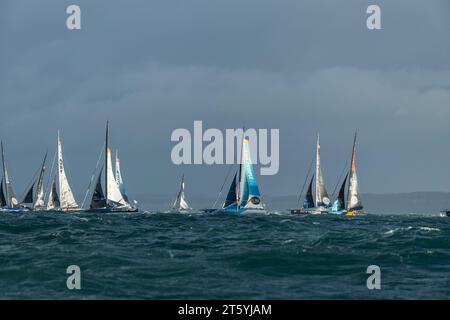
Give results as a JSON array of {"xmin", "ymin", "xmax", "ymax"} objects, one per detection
[
  {"xmin": 237, "ymin": 127, "xmax": 245, "ymax": 209},
  {"xmin": 348, "ymin": 131, "xmax": 357, "ymax": 195},
  {"xmin": 1, "ymin": 142, "xmax": 8, "ymax": 207},
  {"xmin": 315, "ymin": 133, "xmax": 320, "ymax": 207},
  {"xmin": 105, "ymin": 121, "xmax": 109, "ymax": 207},
  {"xmin": 57, "ymin": 130, "xmax": 61, "ymax": 204}
]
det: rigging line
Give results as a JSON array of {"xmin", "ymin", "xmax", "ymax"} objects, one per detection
[
  {"xmin": 44, "ymin": 149, "xmax": 58, "ymax": 204},
  {"xmin": 81, "ymin": 145, "xmax": 104, "ymax": 209},
  {"xmin": 331, "ymin": 160, "xmax": 348, "ymax": 198},
  {"xmin": 296, "ymin": 154, "xmax": 315, "ymax": 207},
  {"xmin": 212, "ymin": 165, "xmax": 233, "ymax": 209}
]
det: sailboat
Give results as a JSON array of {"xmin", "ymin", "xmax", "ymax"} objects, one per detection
[
  {"xmin": 44, "ymin": 131, "xmax": 80, "ymax": 212},
  {"xmin": 291, "ymin": 135, "xmax": 330, "ymax": 214},
  {"xmin": 18, "ymin": 153, "xmax": 47, "ymax": 210},
  {"xmin": 329, "ymin": 132, "xmax": 364, "ymax": 216},
  {"xmin": 0, "ymin": 142, "xmax": 26, "ymax": 212},
  {"xmin": 170, "ymin": 174, "xmax": 191, "ymax": 213},
  {"xmin": 87, "ymin": 121, "xmax": 138, "ymax": 213},
  {"xmin": 205, "ymin": 136, "xmax": 266, "ymax": 214}
]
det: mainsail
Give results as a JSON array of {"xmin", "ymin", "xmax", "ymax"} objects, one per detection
[
  {"xmin": 238, "ymin": 138, "xmax": 263, "ymax": 209},
  {"xmin": 315, "ymin": 135, "xmax": 330, "ymax": 207},
  {"xmin": 57, "ymin": 131, "xmax": 79, "ymax": 210},
  {"xmin": 347, "ymin": 133, "xmax": 363, "ymax": 211},
  {"xmin": 172, "ymin": 174, "xmax": 190, "ymax": 211},
  {"xmin": 1, "ymin": 142, "xmax": 18, "ymax": 208},
  {"xmin": 115, "ymin": 150, "xmax": 129, "ymax": 203},
  {"xmin": 303, "ymin": 175, "xmax": 315, "ymax": 209}
]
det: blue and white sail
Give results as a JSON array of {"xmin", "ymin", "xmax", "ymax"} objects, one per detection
[
  {"xmin": 215, "ymin": 137, "xmax": 265, "ymax": 214},
  {"xmin": 237, "ymin": 138, "xmax": 264, "ymax": 210}
]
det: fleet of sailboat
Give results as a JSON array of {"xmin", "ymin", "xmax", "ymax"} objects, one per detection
[
  {"xmin": 0, "ymin": 126, "xmax": 369, "ymax": 216},
  {"xmin": 291, "ymin": 132, "xmax": 364, "ymax": 216}
]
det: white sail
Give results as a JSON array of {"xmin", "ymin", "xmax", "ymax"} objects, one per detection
[
  {"xmin": 172, "ymin": 176, "xmax": 190, "ymax": 211},
  {"xmin": 47, "ymin": 185, "xmax": 55, "ymax": 210},
  {"xmin": 33, "ymin": 154, "xmax": 47, "ymax": 209},
  {"xmin": 34, "ymin": 187, "xmax": 45, "ymax": 208},
  {"xmin": 57, "ymin": 131, "xmax": 79, "ymax": 209},
  {"xmin": 47, "ymin": 180, "xmax": 57, "ymax": 210},
  {"xmin": 347, "ymin": 133, "xmax": 363, "ymax": 211},
  {"xmin": 315, "ymin": 134, "xmax": 330, "ymax": 207},
  {"xmin": 106, "ymin": 147, "xmax": 127, "ymax": 206}
]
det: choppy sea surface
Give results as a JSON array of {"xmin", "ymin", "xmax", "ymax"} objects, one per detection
[{"xmin": 0, "ymin": 211, "xmax": 449, "ymax": 299}]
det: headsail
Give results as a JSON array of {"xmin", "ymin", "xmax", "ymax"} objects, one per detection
[
  {"xmin": 303, "ymin": 175, "xmax": 315, "ymax": 209},
  {"xmin": 0, "ymin": 178, "xmax": 6, "ymax": 207},
  {"xmin": 115, "ymin": 150, "xmax": 129, "ymax": 203},
  {"xmin": 238, "ymin": 138, "xmax": 263, "ymax": 209},
  {"xmin": 57, "ymin": 131, "xmax": 79, "ymax": 210},
  {"xmin": 1, "ymin": 142, "xmax": 18, "ymax": 208},
  {"xmin": 34, "ymin": 153, "xmax": 47, "ymax": 209},
  {"xmin": 21, "ymin": 183, "xmax": 34, "ymax": 204},
  {"xmin": 315, "ymin": 135, "xmax": 330, "ymax": 207},
  {"xmin": 47, "ymin": 179, "xmax": 60, "ymax": 210},
  {"xmin": 332, "ymin": 173, "xmax": 347, "ymax": 212},
  {"xmin": 106, "ymin": 147, "xmax": 127, "ymax": 206},
  {"xmin": 90, "ymin": 171, "xmax": 107, "ymax": 209},
  {"xmin": 347, "ymin": 132, "xmax": 363, "ymax": 211},
  {"xmin": 223, "ymin": 172, "xmax": 237, "ymax": 208},
  {"xmin": 172, "ymin": 174, "xmax": 190, "ymax": 211}
]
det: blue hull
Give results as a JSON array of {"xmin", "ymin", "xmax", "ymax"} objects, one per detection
[
  {"xmin": 0, "ymin": 207, "xmax": 31, "ymax": 213},
  {"xmin": 203, "ymin": 206, "xmax": 266, "ymax": 214}
]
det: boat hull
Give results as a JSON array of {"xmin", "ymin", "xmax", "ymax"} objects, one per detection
[
  {"xmin": 291, "ymin": 207, "xmax": 328, "ymax": 215},
  {"xmin": 440, "ymin": 210, "xmax": 450, "ymax": 217},
  {"xmin": 0, "ymin": 207, "xmax": 31, "ymax": 213},
  {"xmin": 329, "ymin": 209, "xmax": 364, "ymax": 216},
  {"xmin": 204, "ymin": 207, "xmax": 266, "ymax": 214},
  {"xmin": 86, "ymin": 207, "xmax": 139, "ymax": 213}
]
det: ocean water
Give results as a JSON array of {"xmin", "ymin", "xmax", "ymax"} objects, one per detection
[{"xmin": 0, "ymin": 211, "xmax": 449, "ymax": 299}]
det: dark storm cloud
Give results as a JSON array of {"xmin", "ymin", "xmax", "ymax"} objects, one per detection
[{"xmin": 0, "ymin": 0, "xmax": 449, "ymax": 202}]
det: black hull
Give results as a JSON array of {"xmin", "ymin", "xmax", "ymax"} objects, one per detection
[{"xmin": 290, "ymin": 208, "xmax": 311, "ymax": 215}]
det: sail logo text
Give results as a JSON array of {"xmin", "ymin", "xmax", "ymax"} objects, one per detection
[{"xmin": 171, "ymin": 121, "xmax": 279, "ymax": 175}]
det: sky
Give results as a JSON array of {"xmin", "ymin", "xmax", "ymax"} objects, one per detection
[{"xmin": 0, "ymin": 0, "xmax": 449, "ymax": 201}]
